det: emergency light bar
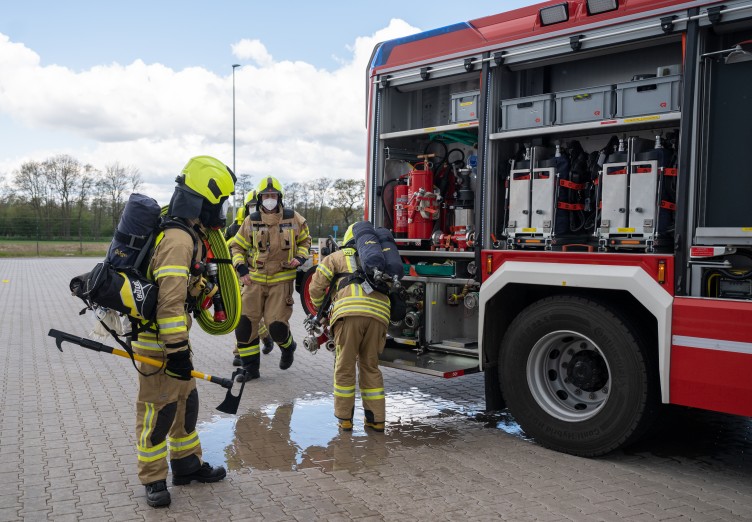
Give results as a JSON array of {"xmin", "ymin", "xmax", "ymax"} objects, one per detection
[
  {"xmin": 587, "ymin": 0, "xmax": 619, "ymax": 16},
  {"xmin": 539, "ymin": 3, "xmax": 569, "ymax": 26}
]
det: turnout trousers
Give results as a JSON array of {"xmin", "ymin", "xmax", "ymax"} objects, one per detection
[
  {"xmin": 134, "ymin": 335, "xmax": 203, "ymax": 485},
  {"xmin": 332, "ymin": 316, "xmax": 387, "ymax": 423},
  {"xmin": 236, "ymin": 281, "xmax": 295, "ymax": 361}
]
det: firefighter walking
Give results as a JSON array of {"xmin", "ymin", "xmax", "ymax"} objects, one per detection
[
  {"xmin": 308, "ymin": 223, "xmax": 390, "ymax": 432},
  {"xmin": 231, "ymin": 176, "xmax": 311, "ymax": 381},
  {"xmin": 133, "ymin": 156, "xmax": 235, "ymax": 507},
  {"xmin": 225, "ymin": 189, "xmax": 274, "ymax": 367}
]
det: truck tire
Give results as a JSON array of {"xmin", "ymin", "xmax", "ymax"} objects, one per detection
[{"xmin": 499, "ymin": 295, "xmax": 659, "ymax": 457}]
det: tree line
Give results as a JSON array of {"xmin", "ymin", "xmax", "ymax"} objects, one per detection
[{"xmin": 0, "ymin": 155, "xmax": 365, "ymax": 242}]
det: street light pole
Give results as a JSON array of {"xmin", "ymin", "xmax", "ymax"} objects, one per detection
[{"xmin": 232, "ymin": 64, "xmax": 241, "ymax": 177}]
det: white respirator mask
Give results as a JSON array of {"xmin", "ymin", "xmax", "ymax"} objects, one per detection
[{"xmin": 262, "ymin": 198, "xmax": 278, "ymax": 211}]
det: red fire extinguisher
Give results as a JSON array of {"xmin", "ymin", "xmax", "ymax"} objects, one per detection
[
  {"xmin": 393, "ymin": 182, "xmax": 408, "ymax": 238},
  {"xmin": 407, "ymin": 161, "xmax": 436, "ymax": 240}
]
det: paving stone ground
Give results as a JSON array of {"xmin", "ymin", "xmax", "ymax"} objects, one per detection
[{"xmin": 1, "ymin": 257, "xmax": 751, "ymax": 521}]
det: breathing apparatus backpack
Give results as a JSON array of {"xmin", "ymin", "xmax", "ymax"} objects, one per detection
[
  {"xmin": 338, "ymin": 221, "xmax": 407, "ymax": 322},
  {"xmin": 70, "ymin": 194, "xmax": 162, "ymax": 323}
]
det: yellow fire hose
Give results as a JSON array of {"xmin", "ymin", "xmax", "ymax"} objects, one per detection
[{"xmin": 194, "ymin": 229, "xmax": 241, "ymax": 335}]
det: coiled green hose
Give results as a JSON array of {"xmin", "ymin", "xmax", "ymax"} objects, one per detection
[{"xmin": 195, "ymin": 228, "xmax": 241, "ymax": 335}]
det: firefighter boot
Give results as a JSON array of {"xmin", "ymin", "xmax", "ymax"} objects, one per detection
[
  {"xmin": 145, "ymin": 480, "xmax": 171, "ymax": 508},
  {"xmin": 236, "ymin": 354, "xmax": 260, "ymax": 382},
  {"xmin": 364, "ymin": 409, "xmax": 385, "ymax": 432},
  {"xmin": 279, "ymin": 341, "xmax": 296, "ymax": 370},
  {"xmin": 172, "ymin": 462, "xmax": 227, "ymax": 486},
  {"xmin": 261, "ymin": 336, "xmax": 274, "ymax": 355},
  {"xmin": 338, "ymin": 407, "xmax": 354, "ymax": 432}
]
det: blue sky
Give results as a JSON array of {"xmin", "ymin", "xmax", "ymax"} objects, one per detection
[{"xmin": 0, "ymin": 0, "xmax": 538, "ymax": 203}]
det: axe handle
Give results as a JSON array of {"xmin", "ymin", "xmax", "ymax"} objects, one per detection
[
  {"xmin": 108, "ymin": 348, "xmax": 233, "ymax": 388},
  {"xmin": 48, "ymin": 329, "xmax": 233, "ymax": 389}
]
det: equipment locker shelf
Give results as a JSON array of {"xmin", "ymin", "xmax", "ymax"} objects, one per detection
[{"xmin": 488, "ymin": 111, "xmax": 681, "ymax": 141}]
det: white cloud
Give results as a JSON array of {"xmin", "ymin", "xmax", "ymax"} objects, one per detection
[
  {"xmin": 0, "ymin": 20, "xmax": 420, "ymax": 205},
  {"xmin": 232, "ymin": 39, "xmax": 273, "ymax": 67}
]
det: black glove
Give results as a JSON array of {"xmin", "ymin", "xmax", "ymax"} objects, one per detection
[{"xmin": 164, "ymin": 348, "xmax": 193, "ymax": 381}]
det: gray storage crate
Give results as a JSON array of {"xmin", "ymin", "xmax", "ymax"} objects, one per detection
[
  {"xmin": 450, "ymin": 90, "xmax": 480, "ymax": 123},
  {"xmin": 500, "ymin": 93, "xmax": 554, "ymax": 130},
  {"xmin": 615, "ymin": 74, "xmax": 681, "ymax": 118},
  {"xmin": 555, "ymin": 84, "xmax": 614, "ymax": 124}
]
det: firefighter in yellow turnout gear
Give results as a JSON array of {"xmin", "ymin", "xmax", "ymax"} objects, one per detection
[
  {"xmin": 230, "ymin": 176, "xmax": 311, "ymax": 381},
  {"xmin": 133, "ymin": 156, "xmax": 235, "ymax": 508},
  {"xmin": 308, "ymin": 223, "xmax": 390, "ymax": 432},
  {"xmin": 225, "ymin": 189, "xmax": 274, "ymax": 366}
]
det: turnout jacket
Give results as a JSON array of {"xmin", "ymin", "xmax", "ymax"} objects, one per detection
[
  {"xmin": 308, "ymin": 248, "xmax": 391, "ymax": 327},
  {"xmin": 144, "ymin": 226, "xmax": 201, "ymax": 351},
  {"xmin": 231, "ymin": 208, "xmax": 311, "ymax": 285}
]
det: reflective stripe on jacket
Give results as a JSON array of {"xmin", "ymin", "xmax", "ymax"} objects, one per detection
[{"xmin": 146, "ymin": 226, "xmax": 198, "ymax": 348}]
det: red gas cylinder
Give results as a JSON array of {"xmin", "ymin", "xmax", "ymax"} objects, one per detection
[
  {"xmin": 407, "ymin": 166, "xmax": 435, "ymax": 239},
  {"xmin": 393, "ymin": 182, "xmax": 408, "ymax": 238}
]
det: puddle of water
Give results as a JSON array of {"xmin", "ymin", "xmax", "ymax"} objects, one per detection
[
  {"xmin": 198, "ymin": 389, "xmax": 752, "ymax": 474},
  {"xmin": 472, "ymin": 410, "xmax": 533, "ymax": 441},
  {"xmin": 198, "ymin": 388, "xmax": 500, "ymax": 473}
]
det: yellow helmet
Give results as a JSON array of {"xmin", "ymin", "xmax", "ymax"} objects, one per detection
[
  {"xmin": 343, "ymin": 223, "xmax": 356, "ymax": 247},
  {"xmin": 256, "ymin": 176, "xmax": 285, "ymax": 211},
  {"xmin": 180, "ymin": 155, "xmax": 236, "ymax": 204},
  {"xmin": 257, "ymin": 176, "xmax": 284, "ymax": 196},
  {"xmin": 244, "ymin": 189, "xmax": 258, "ymax": 207},
  {"xmin": 170, "ymin": 155, "xmax": 236, "ymax": 227}
]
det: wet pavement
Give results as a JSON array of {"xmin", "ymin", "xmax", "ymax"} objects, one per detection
[{"xmin": 1, "ymin": 257, "xmax": 752, "ymax": 521}]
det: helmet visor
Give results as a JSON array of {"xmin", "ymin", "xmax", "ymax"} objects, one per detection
[{"xmin": 219, "ymin": 199, "xmax": 230, "ymax": 221}]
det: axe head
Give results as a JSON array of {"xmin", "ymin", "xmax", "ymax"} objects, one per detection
[{"xmin": 216, "ymin": 368, "xmax": 246, "ymax": 415}]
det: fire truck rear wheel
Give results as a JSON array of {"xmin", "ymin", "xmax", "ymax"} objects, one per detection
[{"xmin": 499, "ymin": 295, "xmax": 659, "ymax": 457}]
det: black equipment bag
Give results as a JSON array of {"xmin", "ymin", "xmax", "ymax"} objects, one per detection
[
  {"xmin": 70, "ymin": 262, "xmax": 158, "ymax": 322},
  {"xmin": 352, "ymin": 221, "xmax": 386, "ymax": 274},
  {"xmin": 106, "ymin": 193, "xmax": 162, "ymax": 276},
  {"xmin": 374, "ymin": 227, "xmax": 404, "ymax": 281}
]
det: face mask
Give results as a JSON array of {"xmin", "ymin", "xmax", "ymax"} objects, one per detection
[{"xmin": 262, "ymin": 198, "xmax": 278, "ymax": 211}]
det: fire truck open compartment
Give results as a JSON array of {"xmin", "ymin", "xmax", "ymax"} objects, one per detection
[
  {"xmin": 369, "ymin": 5, "xmax": 752, "ymax": 366},
  {"xmin": 361, "ymin": 0, "xmax": 752, "ymax": 457},
  {"xmin": 689, "ymin": 24, "xmax": 752, "ymax": 299}
]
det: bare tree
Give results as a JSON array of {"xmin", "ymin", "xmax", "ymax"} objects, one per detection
[
  {"xmin": 298, "ymin": 182, "xmax": 312, "ymax": 220},
  {"xmin": 76, "ymin": 165, "xmax": 95, "ymax": 244},
  {"xmin": 45, "ymin": 154, "xmax": 81, "ymax": 238},
  {"xmin": 235, "ymin": 174, "xmax": 254, "ymax": 210},
  {"xmin": 91, "ymin": 175, "xmax": 109, "ymax": 240},
  {"xmin": 285, "ymin": 182, "xmax": 302, "ymax": 213},
  {"xmin": 13, "ymin": 161, "xmax": 49, "ymax": 231},
  {"xmin": 102, "ymin": 162, "xmax": 130, "ymax": 229},
  {"xmin": 129, "ymin": 167, "xmax": 143, "ymax": 193},
  {"xmin": 311, "ymin": 177, "xmax": 332, "ymax": 230},
  {"xmin": 330, "ymin": 178, "xmax": 365, "ymax": 226}
]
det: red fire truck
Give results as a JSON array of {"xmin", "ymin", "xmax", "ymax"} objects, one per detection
[{"xmin": 303, "ymin": 0, "xmax": 752, "ymax": 456}]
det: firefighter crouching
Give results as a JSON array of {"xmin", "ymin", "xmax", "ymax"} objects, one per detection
[
  {"xmin": 230, "ymin": 176, "xmax": 311, "ymax": 381},
  {"xmin": 308, "ymin": 223, "xmax": 390, "ymax": 432},
  {"xmin": 224, "ymin": 189, "xmax": 275, "ymax": 367},
  {"xmin": 134, "ymin": 156, "xmax": 235, "ymax": 508}
]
